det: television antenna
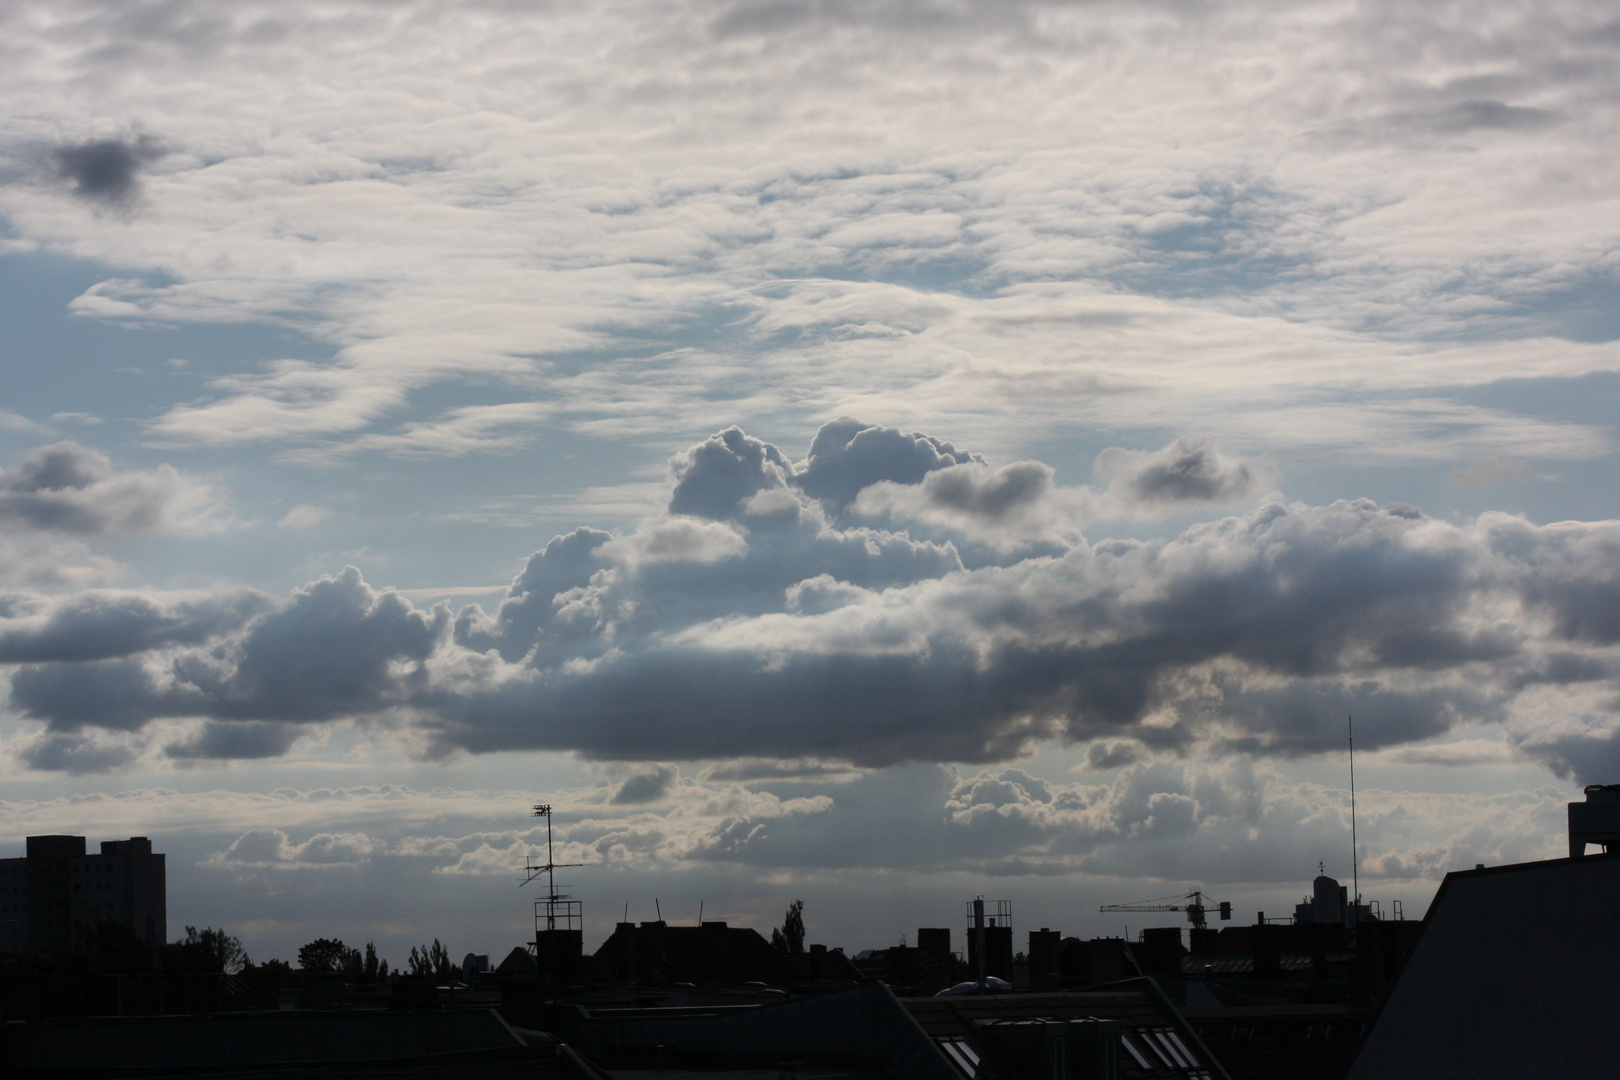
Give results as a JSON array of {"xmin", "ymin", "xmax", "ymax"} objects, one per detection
[
  {"xmin": 523, "ymin": 804, "xmax": 583, "ymax": 930},
  {"xmin": 1348, "ymin": 714, "xmax": 1360, "ymax": 913}
]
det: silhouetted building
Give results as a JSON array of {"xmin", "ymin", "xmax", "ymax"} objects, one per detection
[
  {"xmin": 1057, "ymin": 936, "xmax": 1135, "ymax": 987},
  {"xmin": 0, "ymin": 835, "xmax": 166, "ymax": 954},
  {"xmin": 917, "ymin": 927, "xmax": 951, "ymax": 963},
  {"xmin": 1026, "ymin": 928, "xmax": 1061, "ymax": 990},
  {"xmin": 1568, "ymin": 781, "xmax": 1620, "ymax": 856},
  {"xmin": 1292, "ymin": 873, "xmax": 1372, "ymax": 927},
  {"xmin": 965, "ymin": 898, "xmax": 1013, "ymax": 982},
  {"xmin": 589, "ymin": 920, "xmax": 793, "ymax": 987},
  {"xmin": 536, "ymin": 926, "xmax": 584, "ymax": 986},
  {"xmin": 784, "ymin": 941, "xmax": 864, "ymax": 984}
]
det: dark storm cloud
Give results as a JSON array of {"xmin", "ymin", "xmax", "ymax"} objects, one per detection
[
  {"xmin": 10, "ymin": 420, "xmax": 1620, "ymax": 781},
  {"xmin": 52, "ymin": 134, "xmax": 165, "ymax": 206}
]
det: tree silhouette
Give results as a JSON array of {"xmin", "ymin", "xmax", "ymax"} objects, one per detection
[
  {"xmin": 298, "ymin": 938, "xmax": 349, "ymax": 973},
  {"xmin": 163, "ymin": 926, "xmax": 248, "ymax": 973},
  {"xmin": 407, "ymin": 938, "xmax": 456, "ymax": 980},
  {"xmin": 770, "ymin": 899, "xmax": 805, "ymax": 955}
]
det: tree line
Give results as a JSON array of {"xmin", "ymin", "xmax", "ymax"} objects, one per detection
[{"xmin": 18, "ymin": 919, "xmax": 462, "ymax": 983}]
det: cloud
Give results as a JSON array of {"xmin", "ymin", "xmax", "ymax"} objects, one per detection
[
  {"xmin": 1379, "ymin": 738, "xmax": 1518, "ymax": 767},
  {"xmin": 850, "ymin": 433, "xmax": 1267, "ymax": 548},
  {"xmin": 793, "ymin": 418, "xmax": 979, "ymax": 512},
  {"xmin": 13, "ymin": 728, "xmax": 145, "ymax": 775},
  {"xmin": 0, "ymin": 0, "xmax": 1614, "ymax": 483},
  {"xmin": 0, "ymin": 588, "xmax": 271, "ymax": 663},
  {"xmin": 9, "ymin": 567, "xmax": 446, "ymax": 729},
  {"xmin": 0, "ymin": 537, "xmax": 123, "ymax": 590},
  {"xmin": 165, "ymin": 721, "xmax": 304, "ymax": 761},
  {"xmin": 277, "ymin": 504, "xmax": 330, "ymax": 529},
  {"xmin": 6, "ymin": 419, "xmax": 1620, "ymax": 785},
  {"xmin": 0, "ymin": 443, "xmax": 220, "ymax": 538},
  {"xmin": 1093, "ymin": 436, "xmax": 1271, "ymax": 514},
  {"xmin": 853, "ymin": 459, "xmax": 1083, "ymax": 550},
  {"xmin": 0, "ymin": 413, "xmax": 52, "ymax": 436},
  {"xmin": 1450, "ymin": 457, "xmax": 1536, "ymax": 488},
  {"xmin": 207, "ymin": 828, "xmax": 377, "ymax": 869},
  {"xmin": 52, "ymin": 134, "xmax": 165, "ymax": 207},
  {"xmin": 612, "ymin": 763, "xmax": 679, "ymax": 804}
]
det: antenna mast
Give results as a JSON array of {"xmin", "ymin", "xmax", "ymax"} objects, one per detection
[
  {"xmin": 1348, "ymin": 715, "xmax": 1359, "ymax": 913},
  {"xmin": 523, "ymin": 803, "xmax": 582, "ymax": 903}
]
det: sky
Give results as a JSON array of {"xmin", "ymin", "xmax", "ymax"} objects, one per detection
[{"xmin": 1, "ymin": 0, "xmax": 1618, "ymax": 968}]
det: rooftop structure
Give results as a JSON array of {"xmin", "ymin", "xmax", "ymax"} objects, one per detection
[
  {"xmin": 590, "ymin": 920, "xmax": 796, "ymax": 988},
  {"xmin": 0, "ymin": 835, "xmax": 166, "ymax": 954},
  {"xmin": 1568, "ymin": 782, "xmax": 1620, "ymax": 857}
]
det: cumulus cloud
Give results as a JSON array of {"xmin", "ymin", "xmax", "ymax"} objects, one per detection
[
  {"xmin": 850, "ymin": 428, "xmax": 1266, "ymax": 548},
  {"xmin": 1092, "ymin": 436, "xmax": 1271, "ymax": 515},
  {"xmin": 853, "ymin": 460, "xmax": 1083, "ymax": 549},
  {"xmin": 0, "ymin": 442, "xmax": 219, "ymax": 538},
  {"xmin": 612, "ymin": 763, "xmax": 679, "ymax": 804},
  {"xmin": 9, "ymin": 567, "xmax": 445, "ymax": 730},
  {"xmin": 0, "ymin": 588, "xmax": 270, "ymax": 663},
  {"xmin": 5, "ymin": 420, "xmax": 1620, "ymax": 786},
  {"xmin": 52, "ymin": 134, "xmax": 165, "ymax": 208},
  {"xmin": 0, "ymin": 443, "xmax": 219, "ymax": 587}
]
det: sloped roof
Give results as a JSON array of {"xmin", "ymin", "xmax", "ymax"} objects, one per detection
[
  {"xmin": 1347, "ymin": 852, "xmax": 1620, "ymax": 1079},
  {"xmin": 903, "ymin": 982, "xmax": 1230, "ymax": 1080}
]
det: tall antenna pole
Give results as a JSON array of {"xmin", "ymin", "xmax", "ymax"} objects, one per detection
[
  {"xmin": 1348, "ymin": 714, "xmax": 1359, "ymax": 915},
  {"xmin": 523, "ymin": 803, "xmax": 585, "ymax": 992}
]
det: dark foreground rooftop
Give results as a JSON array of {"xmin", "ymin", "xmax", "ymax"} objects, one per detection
[
  {"xmin": 3, "ymin": 1006, "xmax": 609, "ymax": 1080},
  {"xmin": 1347, "ymin": 850, "xmax": 1620, "ymax": 1079}
]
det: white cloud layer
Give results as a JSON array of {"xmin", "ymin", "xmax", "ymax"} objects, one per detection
[{"xmin": 0, "ymin": 0, "xmax": 1613, "ymax": 467}]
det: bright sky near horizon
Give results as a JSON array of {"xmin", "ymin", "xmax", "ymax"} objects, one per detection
[{"xmin": 2, "ymin": 0, "xmax": 1617, "ymax": 967}]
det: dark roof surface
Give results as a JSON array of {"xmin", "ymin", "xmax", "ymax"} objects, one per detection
[
  {"xmin": 1347, "ymin": 852, "xmax": 1620, "ymax": 1079},
  {"xmin": 903, "ymin": 985, "xmax": 1228, "ymax": 1080},
  {"xmin": 1184, "ymin": 1005, "xmax": 1369, "ymax": 1080},
  {"xmin": 4, "ymin": 1007, "xmax": 554, "ymax": 1077}
]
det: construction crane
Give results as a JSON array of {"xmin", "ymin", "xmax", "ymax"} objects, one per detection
[{"xmin": 1100, "ymin": 890, "xmax": 1232, "ymax": 930}]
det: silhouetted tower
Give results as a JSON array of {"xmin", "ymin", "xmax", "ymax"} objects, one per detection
[
  {"xmin": 966, "ymin": 897, "xmax": 1013, "ymax": 982},
  {"xmin": 523, "ymin": 804, "xmax": 583, "ymax": 987}
]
